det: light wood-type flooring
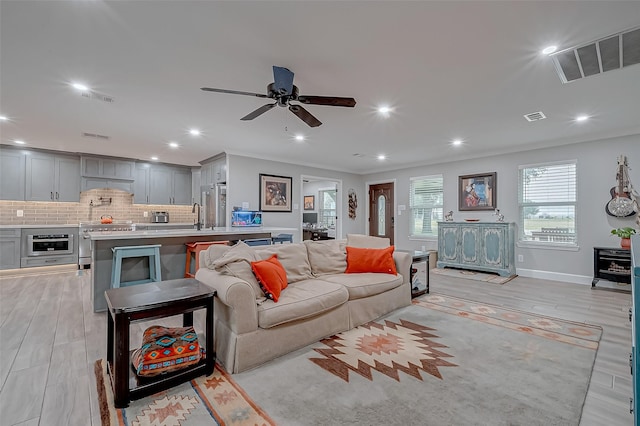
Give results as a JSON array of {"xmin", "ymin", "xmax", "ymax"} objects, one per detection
[{"xmin": 0, "ymin": 266, "xmax": 634, "ymax": 425}]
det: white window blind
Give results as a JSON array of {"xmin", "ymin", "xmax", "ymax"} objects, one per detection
[
  {"xmin": 410, "ymin": 175, "xmax": 443, "ymax": 237},
  {"xmin": 518, "ymin": 161, "xmax": 577, "ymax": 245},
  {"xmin": 319, "ymin": 189, "xmax": 337, "ymax": 228}
]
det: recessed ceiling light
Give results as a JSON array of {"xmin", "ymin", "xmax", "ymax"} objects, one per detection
[
  {"xmin": 377, "ymin": 106, "xmax": 392, "ymax": 117},
  {"xmin": 452, "ymin": 139, "xmax": 463, "ymax": 146},
  {"xmin": 14, "ymin": 140, "xmax": 25, "ymax": 145},
  {"xmin": 294, "ymin": 134, "xmax": 305, "ymax": 142},
  {"xmin": 189, "ymin": 129, "xmax": 201, "ymax": 136},
  {"xmin": 542, "ymin": 45, "xmax": 558, "ymax": 55},
  {"xmin": 0, "ymin": 115, "xmax": 7, "ymax": 121},
  {"xmin": 151, "ymin": 156, "xmax": 158, "ymax": 161},
  {"xmin": 72, "ymin": 82, "xmax": 89, "ymax": 91},
  {"xmin": 575, "ymin": 115, "xmax": 589, "ymax": 122},
  {"xmin": 377, "ymin": 154, "xmax": 386, "ymax": 160},
  {"xmin": 169, "ymin": 142, "xmax": 179, "ymax": 148}
]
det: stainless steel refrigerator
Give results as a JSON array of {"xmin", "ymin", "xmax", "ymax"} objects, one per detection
[{"xmin": 201, "ymin": 183, "xmax": 226, "ymax": 228}]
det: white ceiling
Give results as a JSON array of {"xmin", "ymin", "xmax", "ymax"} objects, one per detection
[{"xmin": 1, "ymin": 1, "xmax": 639, "ymax": 174}]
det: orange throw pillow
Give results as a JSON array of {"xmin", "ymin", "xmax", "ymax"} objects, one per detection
[
  {"xmin": 251, "ymin": 254, "xmax": 288, "ymax": 302},
  {"xmin": 345, "ymin": 246, "xmax": 397, "ymax": 275}
]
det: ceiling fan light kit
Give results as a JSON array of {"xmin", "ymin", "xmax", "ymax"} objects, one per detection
[{"xmin": 201, "ymin": 66, "xmax": 356, "ymax": 127}]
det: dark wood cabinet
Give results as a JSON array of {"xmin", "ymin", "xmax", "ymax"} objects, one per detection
[
  {"xmin": 592, "ymin": 246, "xmax": 631, "ymax": 287},
  {"xmin": 303, "ymin": 229, "xmax": 332, "ymax": 241}
]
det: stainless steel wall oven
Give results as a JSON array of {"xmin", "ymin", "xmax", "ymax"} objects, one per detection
[{"xmin": 21, "ymin": 227, "xmax": 79, "ymax": 268}]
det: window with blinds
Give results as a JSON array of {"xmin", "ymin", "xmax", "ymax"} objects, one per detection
[
  {"xmin": 319, "ymin": 189, "xmax": 337, "ymax": 228},
  {"xmin": 410, "ymin": 175, "xmax": 443, "ymax": 237},
  {"xmin": 518, "ymin": 161, "xmax": 577, "ymax": 245}
]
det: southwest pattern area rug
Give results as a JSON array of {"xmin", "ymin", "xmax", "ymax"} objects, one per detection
[
  {"xmin": 96, "ymin": 293, "xmax": 602, "ymax": 425},
  {"xmin": 94, "ymin": 360, "xmax": 274, "ymax": 426},
  {"xmin": 431, "ymin": 267, "xmax": 517, "ymax": 284}
]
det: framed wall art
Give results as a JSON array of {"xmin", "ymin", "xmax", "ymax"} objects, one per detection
[
  {"xmin": 303, "ymin": 195, "xmax": 315, "ymax": 210},
  {"xmin": 259, "ymin": 174, "xmax": 293, "ymax": 212},
  {"xmin": 458, "ymin": 172, "xmax": 497, "ymax": 211}
]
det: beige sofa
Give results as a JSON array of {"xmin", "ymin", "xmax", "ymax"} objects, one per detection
[{"xmin": 195, "ymin": 234, "xmax": 412, "ymax": 373}]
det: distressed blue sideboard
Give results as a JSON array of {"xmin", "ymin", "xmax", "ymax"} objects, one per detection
[
  {"xmin": 631, "ymin": 235, "xmax": 639, "ymax": 422},
  {"xmin": 437, "ymin": 221, "xmax": 516, "ymax": 277}
]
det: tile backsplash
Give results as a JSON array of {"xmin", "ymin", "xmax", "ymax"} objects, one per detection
[{"xmin": 0, "ymin": 189, "xmax": 196, "ymax": 225}]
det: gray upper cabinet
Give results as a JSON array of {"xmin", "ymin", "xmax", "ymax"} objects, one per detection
[
  {"xmin": 0, "ymin": 148, "xmax": 26, "ymax": 200},
  {"xmin": 200, "ymin": 156, "xmax": 226, "ymax": 185},
  {"xmin": 25, "ymin": 152, "xmax": 80, "ymax": 202},
  {"xmin": 136, "ymin": 163, "xmax": 192, "ymax": 205},
  {"xmin": 81, "ymin": 156, "xmax": 135, "ymax": 180}
]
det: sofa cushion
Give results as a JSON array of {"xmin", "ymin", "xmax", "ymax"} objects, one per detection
[
  {"xmin": 211, "ymin": 241, "xmax": 264, "ymax": 298},
  {"xmin": 321, "ymin": 273, "xmax": 403, "ymax": 300},
  {"xmin": 304, "ymin": 239, "xmax": 347, "ymax": 276},
  {"xmin": 345, "ymin": 246, "xmax": 397, "ymax": 275},
  {"xmin": 251, "ymin": 255, "xmax": 288, "ymax": 302},
  {"xmin": 346, "ymin": 234, "xmax": 390, "ymax": 248},
  {"xmin": 202, "ymin": 244, "xmax": 232, "ymax": 269},
  {"xmin": 255, "ymin": 243, "xmax": 313, "ymax": 284},
  {"xmin": 257, "ymin": 279, "xmax": 349, "ymax": 328}
]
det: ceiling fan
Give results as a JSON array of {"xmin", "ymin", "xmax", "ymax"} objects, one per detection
[{"xmin": 201, "ymin": 66, "xmax": 356, "ymax": 128}]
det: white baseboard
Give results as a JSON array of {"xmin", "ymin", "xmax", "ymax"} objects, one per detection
[{"xmin": 515, "ymin": 268, "xmax": 592, "ymax": 286}]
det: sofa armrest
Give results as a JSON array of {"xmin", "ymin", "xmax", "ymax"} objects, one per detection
[
  {"xmin": 393, "ymin": 251, "xmax": 412, "ymax": 286},
  {"xmin": 195, "ymin": 268, "xmax": 259, "ymax": 334}
]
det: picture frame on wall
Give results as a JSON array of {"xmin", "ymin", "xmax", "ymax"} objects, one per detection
[
  {"xmin": 303, "ymin": 195, "xmax": 315, "ymax": 210},
  {"xmin": 259, "ymin": 174, "xmax": 293, "ymax": 212},
  {"xmin": 458, "ymin": 172, "xmax": 497, "ymax": 211}
]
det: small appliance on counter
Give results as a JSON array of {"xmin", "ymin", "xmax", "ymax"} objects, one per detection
[{"xmin": 151, "ymin": 211, "xmax": 169, "ymax": 223}]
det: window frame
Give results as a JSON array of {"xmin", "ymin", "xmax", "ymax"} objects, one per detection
[
  {"xmin": 409, "ymin": 174, "xmax": 444, "ymax": 239},
  {"xmin": 318, "ymin": 188, "xmax": 337, "ymax": 228},
  {"xmin": 517, "ymin": 160, "xmax": 578, "ymax": 250}
]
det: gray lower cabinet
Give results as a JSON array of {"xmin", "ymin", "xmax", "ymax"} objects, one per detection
[
  {"xmin": 136, "ymin": 164, "xmax": 192, "ymax": 205},
  {"xmin": 25, "ymin": 152, "xmax": 80, "ymax": 202},
  {"xmin": 0, "ymin": 228, "xmax": 21, "ymax": 270},
  {"xmin": 437, "ymin": 221, "xmax": 516, "ymax": 277},
  {"xmin": 0, "ymin": 149, "xmax": 26, "ymax": 200}
]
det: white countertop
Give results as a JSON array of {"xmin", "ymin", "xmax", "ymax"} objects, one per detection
[
  {"xmin": 0, "ymin": 224, "xmax": 79, "ymax": 229},
  {"xmin": 88, "ymin": 226, "xmax": 297, "ymax": 240}
]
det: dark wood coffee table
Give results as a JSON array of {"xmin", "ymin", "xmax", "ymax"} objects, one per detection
[{"xmin": 104, "ymin": 278, "xmax": 215, "ymax": 408}]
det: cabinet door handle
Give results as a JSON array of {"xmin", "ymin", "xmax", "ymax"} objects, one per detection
[
  {"xmin": 50, "ymin": 191, "xmax": 54, "ymax": 200},
  {"xmin": 55, "ymin": 192, "xmax": 59, "ymax": 200}
]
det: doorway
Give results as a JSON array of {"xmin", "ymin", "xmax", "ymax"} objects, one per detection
[
  {"xmin": 368, "ymin": 182, "xmax": 394, "ymax": 245},
  {"xmin": 301, "ymin": 175, "xmax": 342, "ymax": 240}
]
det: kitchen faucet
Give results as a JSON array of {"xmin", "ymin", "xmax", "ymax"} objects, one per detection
[{"xmin": 192, "ymin": 202, "xmax": 202, "ymax": 230}]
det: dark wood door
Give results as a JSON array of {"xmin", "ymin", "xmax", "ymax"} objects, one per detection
[{"xmin": 369, "ymin": 182, "xmax": 394, "ymax": 245}]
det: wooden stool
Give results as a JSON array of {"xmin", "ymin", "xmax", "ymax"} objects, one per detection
[
  {"xmin": 111, "ymin": 244, "xmax": 162, "ymax": 288},
  {"xmin": 184, "ymin": 241, "xmax": 229, "ymax": 278}
]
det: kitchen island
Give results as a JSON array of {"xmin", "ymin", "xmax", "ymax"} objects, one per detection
[{"xmin": 90, "ymin": 227, "xmax": 296, "ymax": 312}]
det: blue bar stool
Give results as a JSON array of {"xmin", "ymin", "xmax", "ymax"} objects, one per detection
[
  {"xmin": 111, "ymin": 244, "xmax": 162, "ymax": 288},
  {"xmin": 242, "ymin": 238, "xmax": 272, "ymax": 246},
  {"xmin": 272, "ymin": 233, "xmax": 293, "ymax": 244}
]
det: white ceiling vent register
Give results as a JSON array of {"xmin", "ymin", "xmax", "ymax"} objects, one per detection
[
  {"xmin": 82, "ymin": 132, "xmax": 110, "ymax": 140},
  {"xmin": 524, "ymin": 111, "xmax": 546, "ymax": 122},
  {"xmin": 79, "ymin": 90, "xmax": 115, "ymax": 103},
  {"xmin": 550, "ymin": 26, "xmax": 640, "ymax": 83}
]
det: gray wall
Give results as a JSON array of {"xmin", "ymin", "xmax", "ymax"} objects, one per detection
[
  {"xmin": 226, "ymin": 154, "xmax": 366, "ymax": 241},
  {"xmin": 363, "ymin": 134, "xmax": 640, "ymax": 283}
]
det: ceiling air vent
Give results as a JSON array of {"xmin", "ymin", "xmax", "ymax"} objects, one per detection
[
  {"xmin": 524, "ymin": 111, "xmax": 546, "ymax": 122},
  {"xmin": 78, "ymin": 90, "xmax": 115, "ymax": 103},
  {"xmin": 550, "ymin": 26, "xmax": 640, "ymax": 83},
  {"xmin": 82, "ymin": 132, "xmax": 110, "ymax": 140}
]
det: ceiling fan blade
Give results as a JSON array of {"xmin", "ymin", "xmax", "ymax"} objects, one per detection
[
  {"xmin": 272, "ymin": 66, "xmax": 294, "ymax": 96},
  {"xmin": 201, "ymin": 87, "xmax": 268, "ymax": 98},
  {"xmin": 297, "ymin": 95, "xmax": 356, "ymax": 107},
  {"xmin": 289, "ymin": 104, "xmax": 322, "ymax": 127},
  {"xmin": 240, "ymin": 103, "xmax": 277, "ymax": 121}
]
